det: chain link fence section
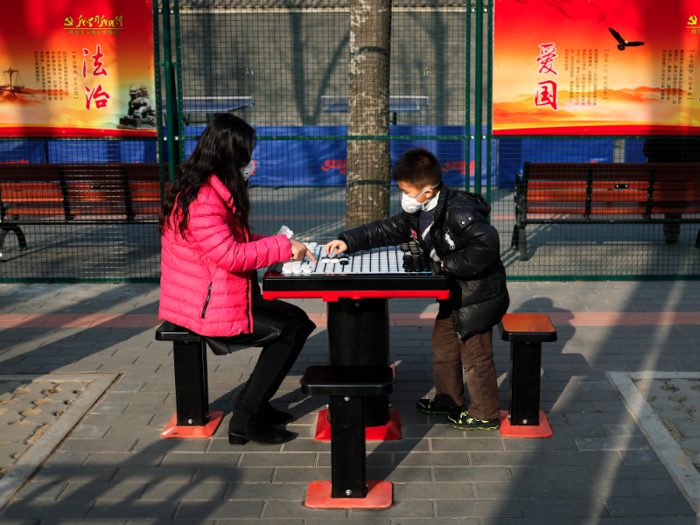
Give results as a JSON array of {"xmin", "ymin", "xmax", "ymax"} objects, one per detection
[
  {"xmin": 491, "ymin": 136, "xmax": 700, "ymax": 280},
  {"xmin": 0, "ymin": 137, "xmax": 163, "ymax": 283},
  {"xmin": 176, "ymin": 0, "xmax": 470, "ymax": 244}
]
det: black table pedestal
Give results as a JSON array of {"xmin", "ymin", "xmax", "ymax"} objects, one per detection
[{"xmin": 326, "ymin": 298, "xmax": 391, "ymax": 427}]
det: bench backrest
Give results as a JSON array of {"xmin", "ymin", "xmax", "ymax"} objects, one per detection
[
  {"xmin": 0, "ymin": 163, "xmax": 169, "ymax": 218},
  {"xmin": 521, "ymin": 162, "xmax": 700, "ymax": 215}
]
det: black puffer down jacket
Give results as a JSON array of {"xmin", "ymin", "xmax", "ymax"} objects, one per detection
[{"xmin": 339, "ymin": 186, "xmax": 509, "ymax": 340}]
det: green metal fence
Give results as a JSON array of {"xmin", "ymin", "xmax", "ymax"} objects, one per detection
[{"xmin": 1, "ymin": 0, "xmax": 698, "ymax": 282}]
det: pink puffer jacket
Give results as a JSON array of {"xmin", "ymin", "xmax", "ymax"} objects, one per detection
[{"xmin": 159, "ymin": 174, "xmax": 291, "ymax": 337}]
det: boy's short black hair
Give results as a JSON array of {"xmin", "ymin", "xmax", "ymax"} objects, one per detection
[{"xmin": 390, "ymin": 147, "xmax": 442, "ymax": 188}]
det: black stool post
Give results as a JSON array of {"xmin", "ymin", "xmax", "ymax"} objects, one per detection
[
  {"xmin": 498, "ymin": 314, "xmax": 557, "ymax": 427},
  {"xmin": 155, "ymin": 321, "xmax": 226, "ymax": 438},
  {"xmin": 172, "ymin": 340, "xmax": 209, "ymax": 427},
  {"xmin": 508, "ymin": 340, "xmax": 541, "ymax": 426},
  {"xmin": 329, "ymin": 394, "xmax": 367, "ymax": 498},
  {"xmin": 301, "ymin": 365, "xmax": 393, "ymax": 501}
]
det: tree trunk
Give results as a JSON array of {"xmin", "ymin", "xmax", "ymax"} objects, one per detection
[{"xmin": 346, "ymin": 0, "xmax": 392, "ymax": 230}]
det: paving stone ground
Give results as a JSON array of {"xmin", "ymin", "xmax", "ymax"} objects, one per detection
[
  {"xmin": 0, "ymin": 376, "xmax": 89, "ymax": 476},
  {"xmin": 638, "ymin": 377, "xmax": 700, "ymax": 468},
  {"xmin": 1, "ymin": 281, "xmax": 700, "ymax": 523}
]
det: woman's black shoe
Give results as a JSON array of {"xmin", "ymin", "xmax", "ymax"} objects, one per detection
[
  {"xmin": 229, "ymin": 414, "xmax": 297, "ymax": 445},
  {"xmin": 264, "ymin": 404, "xmax": 294, "ymax": 425},
  {"xmin": 233, "ymin": 397, "xmax": 294, "ymax": 425}
]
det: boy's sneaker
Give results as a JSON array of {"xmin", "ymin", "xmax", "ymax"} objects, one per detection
[
  {"xmin": 416, "ymin": 398, "xmax": 465, "ymax": 416},
  {"xmin": 448, "ymin": 411, "xmax": 500, "ymax": 431}
]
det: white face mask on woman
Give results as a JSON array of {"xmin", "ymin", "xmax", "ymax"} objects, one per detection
[
  {"xmin": 241, "ymin": 160, "xmax": 255, "ymax": 181},
  {"xmin": 401, "ymin": 184, "xmax": 438, "ymax": 214}
]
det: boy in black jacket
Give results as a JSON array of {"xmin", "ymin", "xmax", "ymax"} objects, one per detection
[{"xmin": 326, "ymin": 148, "xmax": 509, "ymax": 430}]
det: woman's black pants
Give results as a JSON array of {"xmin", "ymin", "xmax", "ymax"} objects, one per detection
[{"xmin": 204, "ymin": 295, "xmax": 316, "ymax": 433}]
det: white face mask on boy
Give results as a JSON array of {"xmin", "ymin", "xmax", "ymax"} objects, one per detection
[
  {"xmin": 241, "ymin": 160, "xmax": 255, "ymax": 181},
  {"xmin": 401, "ymin": 184, "xmax": 438, "ymax": 214}
]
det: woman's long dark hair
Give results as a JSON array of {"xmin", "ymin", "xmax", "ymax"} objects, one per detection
[{"xmin": 158, "ymin": 113, "xmax": 256, "ymax": 238}]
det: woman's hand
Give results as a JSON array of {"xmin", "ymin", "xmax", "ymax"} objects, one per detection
[
  {"xmin": 325, "ymin": 239, "xmax": 348, "ymax": 256},
  {"xmin": 290, "ymin": 239, "xmax": 317, "ymax": 262}
]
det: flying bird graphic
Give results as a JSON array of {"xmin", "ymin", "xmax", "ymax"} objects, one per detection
[{"xmin": 608, "ymin": 27, "xmax": 644, "ymax": 51}]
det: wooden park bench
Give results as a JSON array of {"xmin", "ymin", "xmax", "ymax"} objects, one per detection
[
  {"xmin": 0, "ymin": 163, "xmax": 168, "ymax": 261},
  {"xmin": 511, "ymin": 162, "xmax": 700, "ymax": 261}
]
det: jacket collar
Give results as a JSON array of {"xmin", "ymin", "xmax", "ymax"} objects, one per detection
[
  {"xmin": 208, "ymin": 174, "xmax": 236, "ymax": 208},
  {"xmin": 433, "ymin": 184, "xmax": 450, "ymax": 223}
]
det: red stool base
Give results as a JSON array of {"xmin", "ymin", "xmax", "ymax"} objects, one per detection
[
  {"xmin": 499, "ymin": 410, "xmax": 552, "ymax": 438},
  {"xmin": 304, "ymin": 480, "xmax": 393, "ymax": 508},
  {"xmin": 314, "ymin": 408, "xmax": 402, "ymax": 441},
  {"xmin": 161, "ymin": 410, "xmax": 225, "ymax": 438}
]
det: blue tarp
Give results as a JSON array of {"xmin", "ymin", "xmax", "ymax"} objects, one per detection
[
  {"xmin": 0, "ymin": 140, "xmax": 157, "ymax": 164},
  {"xmin": 1, "ymin": 128, "xmax": 652, "ymax": 188},
  {"xmin": 182, "ymin": 125, "xmax": 475, "ymax": 187}
]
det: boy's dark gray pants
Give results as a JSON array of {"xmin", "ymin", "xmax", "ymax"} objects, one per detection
[{"xmin": 431, "ymin": 315, "xmax": 500, "ymax": 421}]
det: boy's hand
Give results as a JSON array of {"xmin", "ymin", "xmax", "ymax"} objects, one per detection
[
  {"xmin": 325, "ymin": 239, "xmax": 348, "ymax": 256},
  {"xmin": 290, "ymin": 239, "xmax": 317, "ymax": 262}
]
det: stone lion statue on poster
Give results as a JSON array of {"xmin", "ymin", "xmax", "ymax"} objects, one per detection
[{"xmin": 118, "ymin": 82, "xmax": 156, "ymax": 129}]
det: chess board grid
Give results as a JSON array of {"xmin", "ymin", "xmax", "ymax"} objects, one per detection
[{"xmin": 281, "ymin": 245, "xmax": 429, "ymax": 276}]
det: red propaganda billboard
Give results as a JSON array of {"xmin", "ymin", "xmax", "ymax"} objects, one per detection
[
  {"xmin": 0, "ymin": 0, "xmax": 156, "ymax": 137},
  {"xmin": 493, "ymin": 0, "xmax": 700, "ymax": 135}
]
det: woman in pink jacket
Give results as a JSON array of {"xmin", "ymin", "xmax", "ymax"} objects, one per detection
[{"xmin": 159, "ymin": 114, "xmax": 316, "ymax": 446}]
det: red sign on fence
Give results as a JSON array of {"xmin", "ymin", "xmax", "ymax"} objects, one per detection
[
  {"xmin": 493, "ymin": 0, "xmax": 700, "ymax": 135},
  {"xmin": 0, "ymin": 0, "xmax": 156, "ymax": 137}
]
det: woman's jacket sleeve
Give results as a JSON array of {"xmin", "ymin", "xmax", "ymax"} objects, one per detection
[{"xmin": 187, "ymin": 189, "xmax": 291, "ymax": 273}]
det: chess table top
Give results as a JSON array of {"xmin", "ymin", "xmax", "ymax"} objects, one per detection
[{"xmin": 262, "ymin": 244, "xmax": 450, "ymax": 301}]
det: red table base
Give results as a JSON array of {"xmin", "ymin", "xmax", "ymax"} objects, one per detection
[
  {"xmin": 161, "ymin": 410, "xmax": 225, "ymax": 439},
  {"xmin": 304, "ymin": 480, "xmax": 393, "ymax": 509},
  {"xmin": 499, "ymin": 410, "xmax": 552, "ymax": 438},
  {"xmin": 314, "ymin": 408, "xmax": 402, "ymax": 441}
]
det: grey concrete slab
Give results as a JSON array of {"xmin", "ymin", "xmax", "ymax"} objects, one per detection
[
  {"xmin": 1, "ymin": 500, "xmax": 93, "ymax": 519},
  {"xmin": 12, "ymin": 481, "xmax": 67, "ymax": 500},
  {"xmin": 433, "ymin": 467, "xmax": 513, "ymax": 482},
  {"xmin": 349, "ymin": 499, "xmax": 435, "ymax": 518},
  {"xmin": 261, "ymin": 500, "xmax": 346, "ymax": 518},
  {"xmin": 88, "ymin": 501, "xmax": 181, "ymax": 520},
  {"xmin": 57, "ymin": 481, "xmax": 147, "ymax": 500},
  {"xmin": 606, "ymin": 496, "xmax": 696, "ymax": 517},
  {"xmin": 545, "ymin": 451, "xmax": 623, "ymax": 466},
  {"xmin": 194, "ymin": 467, "xmax": 275, "ymax": 483},
  {"xmin": 437, "ymin": 499, "xmax": 522, "ymax": 518},
  {"xmin": 519, "ymin": 498, "xmax": 609, "ymax": 518}
]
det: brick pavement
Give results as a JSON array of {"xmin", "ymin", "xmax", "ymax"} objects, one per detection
[{"xmin": 0, "ymin": 281, "xmax": 700, "ymax": 523}]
